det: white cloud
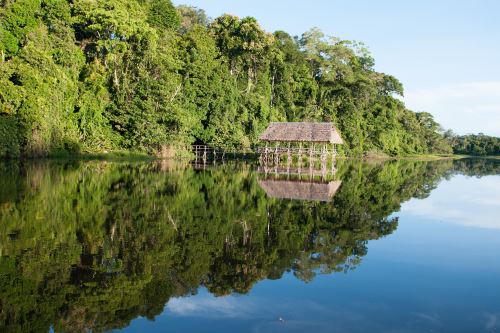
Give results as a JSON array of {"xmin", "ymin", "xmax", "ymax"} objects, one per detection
[
  {"xmin": 164, "ymin": 293, "xmax": 449, "ymax": 332},
  {"xmin": 166, "ymin": 295, "xmax": 256, "ymax": 318},
  {"xmin": 485, "ymin": 312, "xmax": 500, "ymax": 331},
  {"xmin": 411, "ymin": 312, "xmax": 442, "ymax": 326},
  {"xmin": 404, "ymin": 81, "xmax": 500, "ymax": 136},
  {"xmin": 402, "ymin": 175, "xmax": 500, "ymax": 229}
]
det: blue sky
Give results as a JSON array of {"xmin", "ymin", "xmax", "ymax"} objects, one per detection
[{"xmin": 172, "ymin": 0, "xmax": 500, "ymax": 136}]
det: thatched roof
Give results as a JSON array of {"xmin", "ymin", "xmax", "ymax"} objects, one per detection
[
  {"xmin": 258, "ymin": 180, "xmax": 342, "ymax": 202},
  {"xmin": 259, "ymin": 122, "xmax": 343, "ymax": 144}
]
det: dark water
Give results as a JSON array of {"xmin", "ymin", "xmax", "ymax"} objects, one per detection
[{"xmin": 0, "ymin": 158, "xmax": 499, "ymax": 333}]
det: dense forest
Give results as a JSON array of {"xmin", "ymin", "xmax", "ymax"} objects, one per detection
[
  {"xmin": 2, "ymin": 158, "xmax": 493, "ymax": 331},
  {"xmin": 445, "ymin": 132, "xmax": 500, "ymax": 156},
  {"xmin": 0, "ymin": 0, "xmax": 462, "ymax": 158}
]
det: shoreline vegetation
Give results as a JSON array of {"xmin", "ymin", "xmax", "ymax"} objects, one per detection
[
  {"xmin": 1, "ymin": 1, "xmax": 499, "ymax": 159},
  {"xmin": 5, "ymin": 149, "xmax": 498, "ymax": 163}
]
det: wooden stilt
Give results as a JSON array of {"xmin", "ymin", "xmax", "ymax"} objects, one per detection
[
  {"xmin": 265, "ymin": 142, "xmax": 269, "ymax": 166},
  {"xmin": 298, "ymin": 142, "xmax": 302, "ymax": 175},
  {"xmin": 287, "ymin": 142, "xmax": 291, "ymax": 175},
  {"xmin": 309, "ymin": 143, "xmax": 313, "ymax": 161}
]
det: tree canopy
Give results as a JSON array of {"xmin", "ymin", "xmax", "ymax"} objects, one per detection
[
  {"xmin": 445, "ymin": 131, "xmax": 500, "ymax": 156},
  {"xmin": 0, "ymin": 0, "xmax": 466, "ymax": 158}
]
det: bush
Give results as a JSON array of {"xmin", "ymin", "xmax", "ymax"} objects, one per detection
[{"xmin": 0, "ymin": 115, "xmax": 20, "ymax": 158}]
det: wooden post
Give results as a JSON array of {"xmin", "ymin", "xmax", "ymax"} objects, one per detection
[
  {"xmin": 321, "ymin": 144, "xmax": 327, "ymax": 180},
  {"xmin": 287, "ymin": 142, "xmax": 291, "ymax": 173},
  {"xmin": 298, "ymin": 142, "xmax": 302, "ymax": 174},
  {"xmin": 265, "ymin": 142, "xmax": 269, "ymax": 166},
  {"xmin": 331, "ymin": 144, "xmax": 337, "ymax": 175},
  {"xmin": 309, "ymin": 143, "xmax": 314, "ymax": 170},
  {"xmin": 274, "ymin": 142, "xmax": 279, "ymax": 165},
  {"xmin": 331, "ymin": 145, "xmax": 334, "ymax": 176}
]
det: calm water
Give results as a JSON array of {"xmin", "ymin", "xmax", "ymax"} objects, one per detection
[{"xmin": 0, "ymin": 158, "xmax": 499, "ymax": 333}]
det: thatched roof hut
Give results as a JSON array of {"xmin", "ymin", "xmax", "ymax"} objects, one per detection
[
  {"xmin": 259, "ymin": 122, "xmax": 343, "ymax": 144},
  {"xmin": 258, "ymin": 179, "xmax": 342, "ymax": 202}
]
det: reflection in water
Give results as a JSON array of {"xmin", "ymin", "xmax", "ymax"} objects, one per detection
[
  {"xmin": 0, "ymin": 158, "xmax": 498, "ymax": 332},
  {"xmin": 258, "ymin": 179, "xmax": 342, "ymax": 202},
  {"xmin": 257, "ymin": 161, "xmax": 342, "ymax": 202},
  {"xmin": 404, "ymin": 175, "xmax": 500, "ymax": 229}
]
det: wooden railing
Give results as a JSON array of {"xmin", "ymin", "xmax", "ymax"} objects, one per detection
[
  {"xmin": 193, "ymin": 145, "xmax": 337, "ymax": 155},
  {"xmin": 191, "ymin": 144, "xmax": 339, "ymax": 166},
  {"xmin": 192, "ymin": 145, "xmax": 255, "ymax": 162}
]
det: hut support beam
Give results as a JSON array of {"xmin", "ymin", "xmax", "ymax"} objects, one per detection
[
  {"xmin": 274, "ymin": 142, "xmax": 279, "ymax": 165},
  {"xmin": 298, "ymin": 142, "xmax": 302, "ymax": 174}
]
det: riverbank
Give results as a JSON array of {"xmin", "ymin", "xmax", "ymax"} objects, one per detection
[{"xmin": 2, "ymin": 150, "xmax": 497, "ymax": 163}]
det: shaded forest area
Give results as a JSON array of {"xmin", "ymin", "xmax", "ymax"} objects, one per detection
[
  {"xmin": 446, "ymin": 132, "xmax": 500, "ymax": 156},
  {"xmin": 2, "ymin": 158, "xmax": 493, "ymax": 332},
  {"xmin": 0, "ymin": 0, "xmax": 497, "ymax": 158}
]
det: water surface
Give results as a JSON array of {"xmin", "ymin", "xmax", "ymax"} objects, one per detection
[{"xmin": 0, "ymin": 158, "xmax": 499, "ymax": 332}]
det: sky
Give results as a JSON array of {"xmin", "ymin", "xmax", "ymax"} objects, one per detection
[{"xmin": 172, "ymin": 0, "xmax": 500, "ymax": 136}]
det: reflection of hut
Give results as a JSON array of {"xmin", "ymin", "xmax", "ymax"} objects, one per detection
[
  {"xmin": 258, "ymin": 122, "xmax": 343, "ymax": 165},
  {"xmin": 258, "ymin": 179, "xmax": 342, "ymax": 202}
]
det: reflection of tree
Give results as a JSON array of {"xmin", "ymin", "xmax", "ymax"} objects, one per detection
[
  {"xmin": 0, "ymin": 158, "xmax": 478, "ymax": 332},
  {"xmin": 452, "ymin": 158, "xmax": 500, "ymax": 177}
]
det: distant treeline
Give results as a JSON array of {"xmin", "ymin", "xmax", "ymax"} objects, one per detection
[
  {"xmin": 445, "ymin": 132, "xmax": 500, "ymax": 156},
  {"xmin": 0, "ymin": 0, "xmax": 495, "ymax": 158}
]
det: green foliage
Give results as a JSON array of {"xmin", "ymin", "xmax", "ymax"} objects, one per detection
[
  {"xmin": 447, "ymin": 132, "xmax": 500, "ymax": 156},
  {"xmin": 146, "ymin": 0, "xmax": 180, "ymax": 30},
  {"xmin": 0, "ymin": 0, "xmax": 41, "ymax": 58},
  {"xmin": 177, "ymin": 5, "xmax": 209, "ymax": 33},
  {"xmin": 76, "ymin": 61, "xmax": 116, "ymax": 151},
  {"xmin": 0, "ymin": 0, "xmax": 464, "ymax": 158},
  {"xmin": 0, "ymin": 115, "xmax": 20, "ymax": 157}
]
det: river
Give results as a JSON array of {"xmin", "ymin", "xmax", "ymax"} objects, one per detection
[{"xmin": 0, "ymin": 158, "xmax": 499, "ymax": 332}]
